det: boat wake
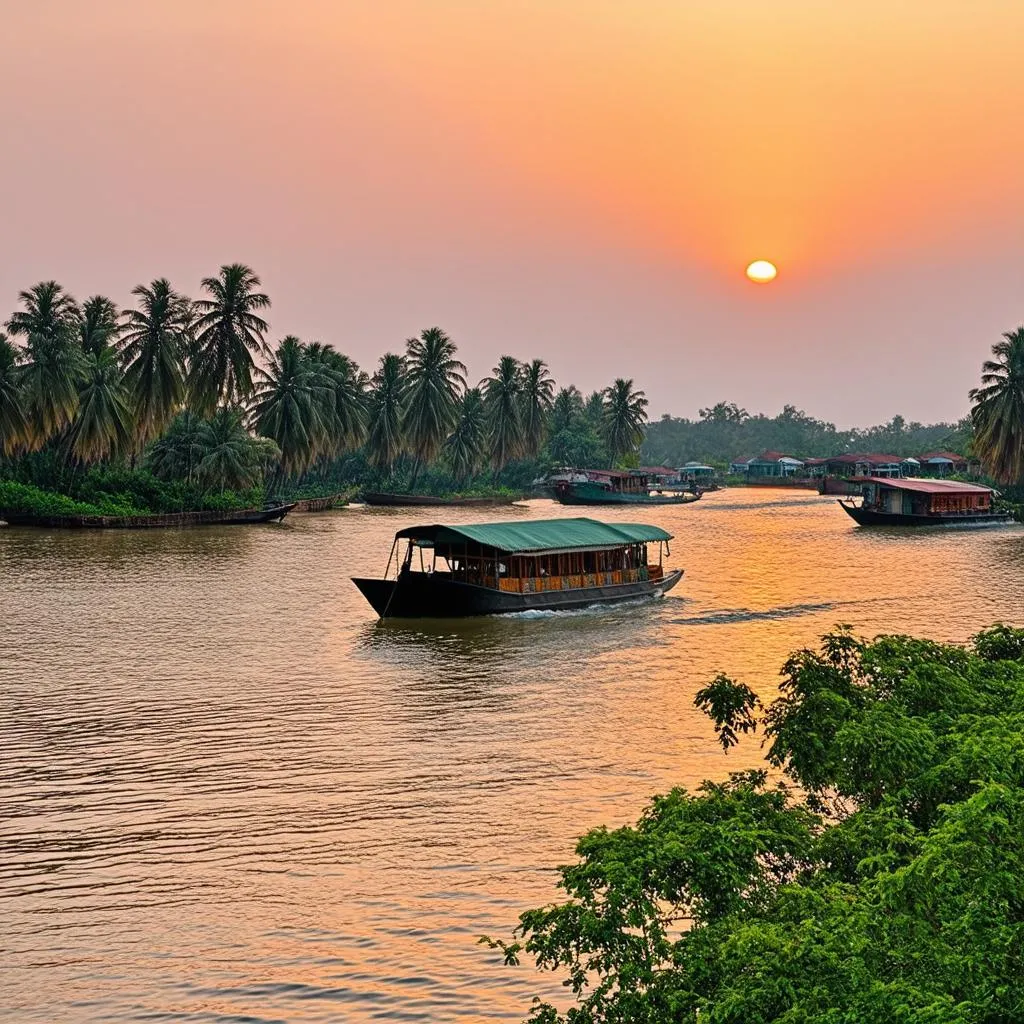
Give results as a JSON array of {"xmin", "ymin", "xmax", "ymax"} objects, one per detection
[
  {"xmin": 504, "ymin": 595, "xmax": 663, "ymax": 619},
  {"xmin": 671, "ymin": 601, "xmax": 837, "ymax": 626}
]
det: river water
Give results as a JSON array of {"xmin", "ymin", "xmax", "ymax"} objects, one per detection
[{"xmin": 3, "ymin": 489, "xmax": 1023, "ymax": 1023}]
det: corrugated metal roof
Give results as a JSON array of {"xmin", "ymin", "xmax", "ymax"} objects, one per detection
[
  {"xmin": 859, "ymin": 477, "xmax": 993, "ymax": 494},
  {"xmin": 395, "ymin": 517, "xmax": 672, "ymax": 552}
]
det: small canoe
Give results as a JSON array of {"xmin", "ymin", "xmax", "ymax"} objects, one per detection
[
  {"xmin": 0, "ymin": 503, "xmax": 296, "ymax": 530},
  {"xmin": 361, "ymin": 491, "xmax": 516, "ymax": 508}
]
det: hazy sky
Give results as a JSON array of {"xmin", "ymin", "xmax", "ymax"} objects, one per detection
[{"xmin": 2, "ymin": 1, "xmax": 1022, "ymax": 425}]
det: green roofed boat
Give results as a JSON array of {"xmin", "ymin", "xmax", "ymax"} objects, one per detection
[{"xmin": 351, "ymin": 517, "xmax": 683, "ymax": 618}]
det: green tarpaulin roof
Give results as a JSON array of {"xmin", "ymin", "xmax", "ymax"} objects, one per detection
[{"xmin": 394, "ymin": 517, "xmax": 672, "ymax": 553}]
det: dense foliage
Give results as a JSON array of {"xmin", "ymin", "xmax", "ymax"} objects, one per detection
[
  {"xmin": 643, "ymin": 402, "xmax": 972, "ymax": 467},
  {"xmin": 970, "ymin": 328, "xmax": 1024, "ymax": 485},
  {"xmin": 0, "ymin": 269, "xmax": 652, "ymax": 509},
  {"xmin": 489, "ymin": 624, "xmax": 1024, "ymax": 1023}
]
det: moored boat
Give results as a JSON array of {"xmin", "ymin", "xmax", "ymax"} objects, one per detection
[
  {"xmin": 361, "ymin": 491, "xmax": 517, "ymax": 508},
  {"xmin": 839, "ymin": 477, "xmax": 1012, "ymax": 527},
  {"xmin": 554, "ymin": 471, "xmax": 702, "ymax": 506},
  {"xmin": 0, "ymin": 502, "xmax": 296, "ymax": 530},
  {"xmin": 351, "ymin": 517, "xmax": 683, "ymax": 618}
]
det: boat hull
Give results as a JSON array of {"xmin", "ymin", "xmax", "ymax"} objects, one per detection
[
  {"xmin": 361, "ymin": 491, "xmax": 516, "ymax": 508},
  {"xmin": 839, "ymin": 501, "xmax": 1013, "ymax": 527},
  {"xmin": 0, "ymin": 503, "xmax": 295, "ymax": 529},
  {"xmin": 352, "ymin": 568, "xmax": 684, "ymax": 618},
  {"xmin": 554, "ymin": 483, "xmax": 701, "ymax": 507}
]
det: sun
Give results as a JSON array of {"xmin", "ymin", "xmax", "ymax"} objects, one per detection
[{"xmin": 745, "ymin": 260, "xmax": 778, "ymax": 283}]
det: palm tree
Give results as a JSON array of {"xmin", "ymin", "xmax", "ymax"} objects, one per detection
[
  {"xmin": 551, "ymin": 386, "xmax": 583, "ymax": 434},
  {"xmin": 482, "ymin": 355, "xmax": 524, "ymax": 474},
  {"xmin": 969, "ymin": 327, "xmax": 1024, "ymax": 485},
  {"xmin": 519, "ymin": 358, "xmax": 555, "ymax": 459},
  {"xmin": 188, "ymin": 263, "xmax": 270, "ymax": 412},
  {"xmin": 404, "ymin": 327, "xmax": 466, "ymax": 485},
  {"xmin": 365, "ymin": 353, "xmax": 407, "ymax": 472},
  {"xmin": 602, "ymin": 378, "xmax": 648, "ymax": 464},
  {"xmin": 250, "ymin": 336, "xmax": 331, "ymax": 477},
  {"xmin": 304, "ymin": 343, "xmax": 368, "ymax": 454},
  {"xmin": 4, "ymin": 281, "xmax": 85, "ymax": 446},
  {"xmin": 445, "ymin": 387, "xmax": 486, "ymax": 485},
  {"xmin": 78, "ymin": 296, "xmax": 120, "ymax": 357},
  {"xmin": 0, "ymin": 333, "xmax": 28, "ymax": 456},
  {"xmin": 67, "ymin": 347, "xmax": 134, "ymax": 464},
  {"xmin": 196, "ymin": 406, "xmax": 279, "ymax": 493},
  {"xmin": 146, "ymin": 411, "xmax": 207, "ymax": 484},
  {"xmin": 119, "ymin": 278, "xmax": 193, "ymax": 444}
]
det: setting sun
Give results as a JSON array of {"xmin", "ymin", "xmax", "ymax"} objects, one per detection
[{"xmin": 746, "ymin": 260, "xmax": 778, "ymax": 283}]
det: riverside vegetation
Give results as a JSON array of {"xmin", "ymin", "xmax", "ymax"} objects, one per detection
[
  {"xmin": 0, "ymin": 266, "xmax": 649, "ymax": 515},
  {"xmin": 488, "ymin": 624, "xmax": 1024, "ymax": 1024}
]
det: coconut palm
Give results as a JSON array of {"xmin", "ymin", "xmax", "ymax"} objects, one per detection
[
  {"xmin": 519, "ymin": 358, "xmax": 555, "ymax": 459},
  {"xmin": 404, "ymin": 327, "xmax": 466, "ymax": 485},
  {"xmin": 303, "ymin": 343, "xmax": 368, "ymax": 454},
  {"xmin": 0, "ymin": 333, "xmax": 28, "ymax": 455},
  {"xmin": 146, "ymin": 411, "xmax": 206, "ymax": 484},
  {"xmin": 188, "ymin": 263, "xmax": 270, "ymax": 412},
  {"xmin": 482, "ymin": 356, "xmax": 524, "ymax": 474},
  {"xmin": 67, "ymin": 347, "xmax": 134, "ymax": 464},
  {"xmin": 4, "ymin": 281, "xmax": 85, "ymax": 445},
  {"xmin": 969, "ymin": 327, "xmax": 1024, "ymax": 485},
  {"xmin": 445, "ymin": 387, "xmax": 487, "ymax": 485},
  {"xmin": 551, "ymin": 386, "xmax": 584, "ymax": 434},
  {"xmin": 602, "ymin": 378, "xmax": 648, "ymax": 464},
  {"xmin": 196, "ymin": 406, "xmax": 279, "ymax": 493},
  {"xmin": 78, "ymin": 296, "xmax": 120, "ymax": 357},
  {"xmin": 365, "ymin": 353, "xmax": 407, "ymax": 472},
  {"xmin": 250, "ymin": 336, "xmax": 331, "ymax": 477},
  {"xmin": 119, "ymin": 278, "xmax": 193, "ymax": 444}
]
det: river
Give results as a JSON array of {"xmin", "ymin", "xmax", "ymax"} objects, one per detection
[{"xmin": 3, "ymin": 488, "xmax": 1023, "ymax": 1022}]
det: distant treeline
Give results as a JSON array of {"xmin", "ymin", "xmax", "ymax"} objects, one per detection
[{"xmin": 642, "ymin": 401, "xmax": 972, "ymax": 467}]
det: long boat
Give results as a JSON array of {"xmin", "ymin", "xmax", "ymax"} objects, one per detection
[
  {"xmin": 352, "ymin": 517, "xmax": 683, "ymax": 618},
  {"xmin": 838, "ymin": 477, "xmax": 1012, "ymax": 527},
  {"xmin": 361, "ymin": 491, "xmax": 517, "ymax": 508},
  {"xmin": 0, "ymin": 502, "xmax": 296, "ymax": 529},
  {"xmin": 554, "ymin": 473, "xmax": 702, "ymax": 506}
]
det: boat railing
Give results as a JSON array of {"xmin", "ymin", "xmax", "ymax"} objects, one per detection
[{"xmin": 496, "ymin": 567, "xmax": 650, "ymax": 593}]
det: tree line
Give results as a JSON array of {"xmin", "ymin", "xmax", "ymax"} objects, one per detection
[{"xmin": 0, "ymin": 264, "xmax": 650, "ymax": 504}]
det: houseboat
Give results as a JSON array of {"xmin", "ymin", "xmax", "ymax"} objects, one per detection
[
  {"xmin": 839, "ymin": 477, "xmax": 1011, "ymax": 527},
  {"xmin": 553, "ymin": 469, "xmax": 701, "ymax": 506},
  {"xmin": 351, "ymin": 517, "xmax": 682, "ymax": 618}
]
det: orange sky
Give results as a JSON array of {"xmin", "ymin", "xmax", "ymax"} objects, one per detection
[{"xmin": 1, "ymin": 1, "xmax": 1022, "ymax": 424}]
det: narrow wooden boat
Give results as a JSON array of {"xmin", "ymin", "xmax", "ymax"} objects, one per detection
[
  {"xmin": 361, "ymin": 491, "xmax": 516, "ymax": 508},
  {"xmin": 839, "ymin": 477, "xmax": 1012, "ymax": 527},
  {"xmin": 352, "ymin": 517, "xmax": 683, "ymax": 618},
  {"xmin": 0, "ymin": 502, "xmax": 295, "ymax": 529},
  {"xmin": 291, "ymin": 492, "xmax": 350, "ymax": 512}
]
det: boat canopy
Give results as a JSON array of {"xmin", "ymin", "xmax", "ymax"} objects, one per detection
[
  {"xmin": 394, "ymin": 517, "xmax": 672, "ymax": 554},
  {"xmin": 858, "ymin": 476, "xmax": 992, "ymax": 495}
]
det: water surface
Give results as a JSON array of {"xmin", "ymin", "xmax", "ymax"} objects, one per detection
[{"xmin": 3, "ymin": 490, "xmax": 1023, "ymax": 1022}]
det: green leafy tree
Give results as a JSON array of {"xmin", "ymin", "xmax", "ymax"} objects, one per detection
[
  {"xmin": 146, "ymin": 411, "xmax": 206, "ymax": 484},
  {"xmin": 519, "ymin": 358, "xmax": 555, "ymax": 459},
  {"xmin": 188, "ymin": 263, "xmax": 270, "ymax": 412},
  {"xmin": 0, "ymin": 333, "xmax": 28, "ymax": 455},
  {"xmin": 365, "ymin": 353, "xmax": 407, "ymax": 473},
  {"xmin": 250, "ymin": 336, "xmax": 331, "ymax": 477},
  {"xmin": 196, "ymin": 406, "xmax": 278, "ymax": 493},
  {"xmin": 551, "ymin": 386, "xmax": 583, "ymax": 434},
  {"xmin": 119, "ymin": 278, "xmax": 193, "ymax": 445},
  {"xmin": 969, "ymin": 326, "xmax": 1024, "ymax": 485},
  {"xmin": 78, "ymin": 296, "xmax": 120, "ymax": 357},
  {"xmin": 304, "ymin": 343, "xmax": 368, "ymax": 455},
  {"xmin": 492, "ymin": 624, "xmax": 1024, "ymax": 1024},
  {"xmin": 602, "ymin": 377, "xmax": 648, "ymax": 464},
  {"xmin": 5, "ymin": 280, "xmax": 85, "ymax": 446},
  {"xmin": 67, "ymin": 346, "xmax": 134, "ymax": 464},
  {"xmin": 403, "ymin": 327, "xmax": 466, "ymax": 486},
  {"xmin": 445, "ymin": 387, "xmax": 487, "ymax": 485},
  {"xmin": 482, "ymin": 355, "xmax": 524, "ymax": 474}
]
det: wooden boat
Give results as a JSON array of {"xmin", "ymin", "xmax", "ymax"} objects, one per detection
[
  {"xmin": 0, "ymin": 502, "xmax": 295, "ymax": 530},
  {"xmin": 352, "ymin": 516, "xmax": 683, "ymax": 618},
  {"xmin": 361, "ymin": 491, "xmax": 516, "ymax": 508},
  {"xmin": 839, "ymin": 477, "xmax": 1012, "ymax": 527},
  {"xmin": 291, "ymin": 492, "xmax": 351, "ymax": 512},
  {"xmin": 554, "ymin": 473, "xmax": 702, "ymax": 506}
]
